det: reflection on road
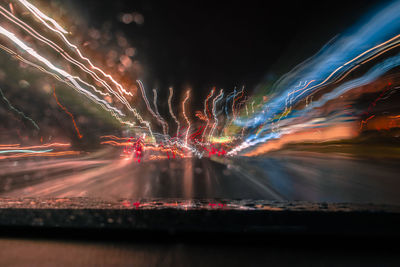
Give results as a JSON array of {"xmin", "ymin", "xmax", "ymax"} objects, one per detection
[{"xmin": 1, "ymin": 150, "xmax": 400, "ymax": 205}]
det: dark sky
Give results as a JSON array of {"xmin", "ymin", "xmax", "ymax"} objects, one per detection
[{"xmin": 67, "ymin": 0, "xmax": 384, "ymax": 107}]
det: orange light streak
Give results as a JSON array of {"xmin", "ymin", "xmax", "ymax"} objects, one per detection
[
  {"xmin": 100, "ymin": 135, "xmax": 131, "ymax": 141},
  {"xmin": 182, "ymin": 90, "xmax": 191, "ymax": 146},
  {"xmin": 0, "ymin": 143, "xmax": 70, "ymax": 150},
  {"xmin": 360, "ymin": 115, "xmax": 376, "ymax": 131},
  {"xmin": 0, "ymin": 150, "xmax": 80, "ymax": 160},
  {"xmin": 0, "ymin": 144, "xmax": 20, "ymax": 147},
  {"xmin": 53, "ymin": 87, "xmax": 83, "ymax": 139}
]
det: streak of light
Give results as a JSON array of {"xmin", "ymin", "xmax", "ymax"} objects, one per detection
[
  {"xmin": 152, "ymin": 88, "xmax": 168, "ymax": 135},
  {"xmin": 202, "ymin": 88, "xmax": 215, "ymax": 142},
  {"xmin": 189, "ymin": 126, "xmax": 206, "ymax": 142},
  {"xmin": 18, "ymin": 0, "xmax": 69, "ymax": 34},
  {"xmin": 100, "ymin": 140, "xmax": 132, "ymax": 146},
  {"xmin": 195, "ymin": 111, "xmax": 207, "ymax": 121},
  {"xmin": 53, "ymin": 87, "xmax": 83, "ymax": 139},
  {"xmin": 243, "ymin": 123, "xmax": 357, "ymax": 157},
  {"xmin": 182, "ymin": 90, "xmax": 191, "ymax": 146},
  {"xmin": 9, "ymin": 3, "xmax": 15, "ymax": 15},
  {"xmin": 135, "ymin": 80, "xmax": 157, "ymax": 136},
  {"xmin": 221, "ymin": 89, "xmax": 236, "ymax": 133},
  {"xmin": 293, "ymin": 34, "xmax": 400, "ymax": 103},
  {"xmin": 286, "ymin": 80, "xmax": 315, "ymax": 107},
  {"xmin": 0, "ymin": 5, "xmax": 110, "ymax": 97},
  {"xmin": 209, "ymin": 136, "xmax": 232, "ymax": 143},
  {"xmin": 145, "ymin": 145, "xmax": 184, "ymax": 157},
  {"xmin": 168, "ymin": 87, "xmax": 180, "ymax": 135},
  {"xmin": 8, "ymin": 3, "xmax": 15, "ymax": 14},
  {"xmin": 0, "ymin": 143, "xmax": 70, "ymax": 150},
  {"xmin": 0, "ymin": 26, "xmax": 127, "ymax": 120},
  {"xmin": 0, "ymin": 4, "xmax": 151, "ymax": 130},
  {"xmin": 0, "ymin": 144, "xmax": 20, "ymax": 147},
  {"xmin": 101, "ymin": 136, "xmax": 186, "ymax": 158},
  {"xmin": 232, "ymin": 35, "xmax": 400, "ymax": 154},
  {"xmin": 0, "ymin": 150, "xmax": 80, "ymax": 160},
  {"xmin": 224, "ymin": 89, "xmax": 236, "ymax": 119},
  {"xmin": 333, "ymin": 43, "xmax": 400, "ymax": 85},
  {"xmin": 232, "ymin": 86, "xmax": 244, "ymax": 121},
  {"xmin": 0, "ymin": 2, "xmax": 157, "ymax": 132},
  {"xmin": 304, "ymin": 41, "xmax": 400, "ymax": 102},
  {"xmin": 209, "ymin": 89, "xmax": 224, "ymax": 139},
  {"xmin": 360, "ymin": 115, "xmax": 376, "ymax": 130},
  {"xmin": 0, "ymin": 44, "xmax": 135, "ymax": 127},
  {"xmin": 149, "ymin": 155, "xmax": 169, "ymax": 161},
  {"xmin": 235, "ymin": 3, "xmax": 400, "ymax": 132},
  {"xmin": 0, "ymin": 86, "xmax": 40, "ymax": 130},
  {"xmin": 100, "ymin": 135, "xmax": 131, "ymax": 141},
  {"xmin": 0, "ymin": 149, "xmax": 53, "ymax": 154},
  {"xmin": 18, "ymin": 0, "xmax": 135, "ymax": 98}
]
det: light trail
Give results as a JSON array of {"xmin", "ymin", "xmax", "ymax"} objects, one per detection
[
  {"xmin": 53, "ymin": 87, "xmax": 83, "ymax": 139},
  {"xmin": 0, "ymin": 150, "xmax": 80, "ymax": 160},
  {"xmin": 0, "ymin": 144, "xmax": 20, "ymax": 147},
  {"xmin": 0, "ymin": 2, "xmax": 233, "ymax": 159},
  {"xmin": 100, "ymin": 135, "xmax": 131, "ymax": 141},
  {"xmin": 0, "ymin": 5, "xmax": 110, "ymax": 97},
  {"xmin": 101, "ymin": 140, "xmax": 132, "ymax": 146},
  {"xmin": 0, "ymin": 43, "xmax": 136, "ymax": 128},
  {"xmin": 209, "ymin": 89, "xmax": 224, "ymax": 139},
  {"xmin": 0, "ymin": 26, "xmax": 126, "ymax": 118},
  {"xmin": 0, "ymin": 86, "xmax": 40, "ymax": 130},
  {"xmin": 182, "ymin": 90, "xmax": 191, "ymax": 146},
  {"xmin": 0, "ymin": 143, "xmax": 70, "ymax": 150},
  {"xmin": 168, "ymin": 87, "xmax": 180, "ymax": 136},
  {"xmin": 0, "ymin": 149, "xmax": 53, "ymax": 154},
  {"xmin": 0, "ymin": 3, "xmax": 152, "ymax": 132},
  {"xmin": 360, "ymin": 115, "xmax": 376, "ymax": 130},
  {"xmin": 195, "ymin": 111, "xmax": 207, "ymax": 121},
  {"xmin": 1, "ymin": 1, "xmax": 214, "ymax": 160},
  {"xmin": 18, "ymin": 0, "xmax": 69, "ymax": 34},
  {"xmin": 220, "ymin": 89, "xmax": 236, "ymax": 134},
  {"xmin": 18, "ymin": 0, "xmax": 134, "ymax": 98},
  {"xmin": 3, "ymin": 0, "xmax": 399, "ymax": 161},
  {"xmin": 228, "ymin": 1, "xmax": 400, "ymax": 156},
  {"xmin": 201, "ymin": 88, "xmax": 215, "ymax": 142},
  {"xmin": 224, "ymin": 89, "xmax": 236, "ymax": 119},
  {"xmin": 232, "ymin": 86, "xmax": 244, "ymax": 121},
  {"xmin": 152, "ymin": 88, "xmax": 168, "ymax": 135}
]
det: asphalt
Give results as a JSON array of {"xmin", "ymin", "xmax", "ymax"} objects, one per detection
[{"xmin": 0, "ymin": 151, "xmax": 400, "ymax": 205}]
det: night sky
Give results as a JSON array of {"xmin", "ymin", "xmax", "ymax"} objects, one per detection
[{"xmin": 67, "ymin": 0, "xmax": 384, "ymax": 106}]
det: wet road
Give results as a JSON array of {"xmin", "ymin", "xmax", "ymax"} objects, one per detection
[{"xmin": 1, "ymin": 151, "xmax": 400, "ymax": 205}]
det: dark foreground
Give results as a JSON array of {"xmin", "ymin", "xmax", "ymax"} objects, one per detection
[{"xmin": 0, "ymin": 198, "xmax": 400, "ymax": 266}]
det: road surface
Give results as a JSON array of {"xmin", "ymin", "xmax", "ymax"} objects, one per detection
[{"xmin": 1, "ymin": 150, "xmax": 400, "ymax": 205}]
